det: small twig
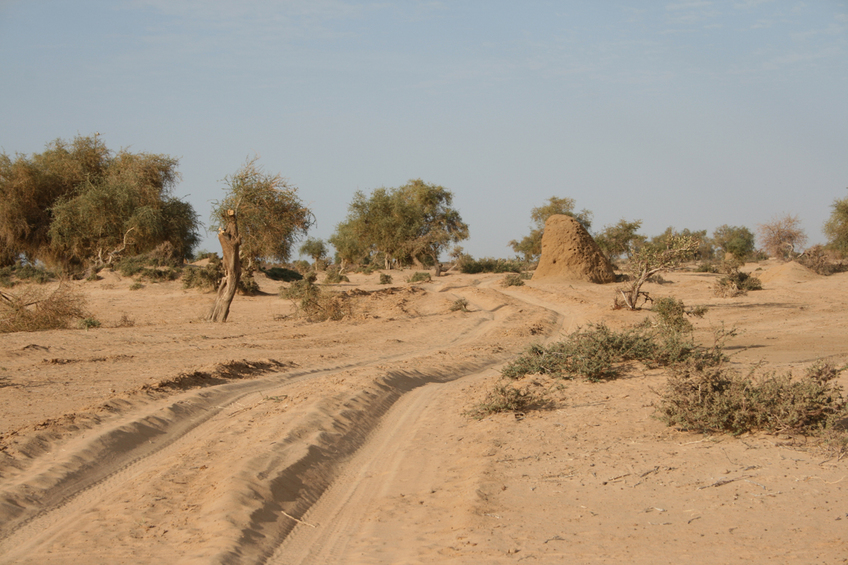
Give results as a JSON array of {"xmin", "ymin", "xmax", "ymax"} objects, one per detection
[
  {"xmin": 697, "ymin": 475, "xmax": 752, "ymax": 490},
  {"xmin": 281, "ymin": 510, "xmax": 316, "ymax": 528}
]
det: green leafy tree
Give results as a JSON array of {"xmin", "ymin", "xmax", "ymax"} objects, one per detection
[
  {"xmin": 712, "ymin": 225, "xmax": 755, "ymax": 260},
  {"xmin": 49, "ymin": 151, "xmax": 199, "ymax": 266},
  {"xmin": 334, "ymin": 180, "xmax": 469, "ymax": 276},
  {"xmin": 594, "ymin": 219, "xmax": 644, "ymax": 261},
  {"xmin": 1, "ymin": 135, "xmax": 199, "ymax": 269},
  {"xmin": 299, "ymin": 237, "xmax": 328, "ymax": 269},
  {"xmin": 649, "ymin": 227, "xmax": 712, "ymax": 261},
  {"xmin": 210, "ymin": 158, "xmax": 314, "ymax": 272},
  {"xmin": 509, "ymin": 197, "xmax": 592, "ymax": 262},
  {"xmin": 756, "ymin": 213, "xmax": 807, "ymax": 260},
  {"xmin": 328, "ymin": 220, "xmax": 369, "ymax": 272},
  {"xmin": 824, "ymin": 194, "xmax": 848, "ymax": 254},
  {"xmin": 0, "ymin": 135, "xmax": 110, "ymax": 265}
]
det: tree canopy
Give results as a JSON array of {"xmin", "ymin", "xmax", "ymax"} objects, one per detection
[
  {"xmin": 211, "ymin": 158, "xmax": 314, "ymax": 271},
  {"xmin": 712, "ymin": 225, "xmax": 756, "ymax": 260},
  {"xmin": 594, "ymin": 219, "xmax": 644, "ymax": 261},
  {"xmin": 332, "ymin": 180, "xmax": 468, "ymax": 274},
  {"xmin": 0, "ymin": 135, "xmax": 200, "ymax": 268},
  {"xmin": 509, "ymin": 197, "xmax": 592, "ymax": 262},
  {"xmin": 824, "ymin": 194, "xmax": 848, "ymax": 254}
]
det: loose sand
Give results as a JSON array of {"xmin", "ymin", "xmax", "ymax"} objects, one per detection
[{"xmin": 0, "ymin": 262, "xmax": 846, "ymax": 564}]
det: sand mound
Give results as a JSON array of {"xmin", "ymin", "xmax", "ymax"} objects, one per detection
[
  {"xmin": 532, "ymin": 215, "xmax": 616, "ymax": 284},
  {"xmin": 757, "ymin": 261, "xmax": 820, "ymax": 284}
]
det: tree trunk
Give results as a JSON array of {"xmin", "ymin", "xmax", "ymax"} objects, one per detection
[{"xmin": 208, "ymin": 210, "xmax": 241, "ymax": 322}]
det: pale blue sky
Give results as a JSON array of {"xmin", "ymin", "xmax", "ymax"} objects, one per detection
[{"xmin": 1, "ymin": 1, "xmax": 846, "ymax": 259}]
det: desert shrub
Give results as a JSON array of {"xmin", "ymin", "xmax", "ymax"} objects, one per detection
[
  {"xmin": 656, "ymin": 360, "xmax": 848, "ymax": 436},
  {"xmin": 129, "ymin": 282, "xmax": 143, "ymax": 291},
  {"xmin": 503, "ymin": 311, "xmax": 725, "ymax": 383},
  {"xmin": 291, "ymin": 260, "xmax": 312, "ymax": 275},
  {"xmin": 79, "ymin": 317, "xmax": 101, "ymax": 330},
  {"xmin": 470, "ymin": 380, "xmax": 549, "ymax": 417},
  {"xmin": 796, "ymin": 245, "xmax": 848, "ymax": 276},
  {"xmin": 379, "ymin": 273, "xmax": 392, "ymax": 285},
  {"xmin": 408, "ymin": 272, "xmax": 432, "ymax": 283},
  {"xmin": 501, "ymin": 273, "xmax": 525, "ymax": 287},
  {"xmin": 279, "ymin": 272, "xmax": 351, "ymax": 321},
  {"xmin": 695, "ymin": 262, "xmax": 718, "ymax": 273},
  {"xmin": 115, "ymin": 313, "xmax": 135, "ymax": 327},
  {"xmin": 324, "ymin": 266, "xmax": 350, "ymax": 284},
  {"xmin": 193, "ymin": 250, "xmax": 218, "ymax": 261},
  {"xmin": 139, "ymin": 267, "xmax": 180, "ymax": 282},
  {"xmin": 182, "ymin": 259, "xmax": 222, "ymax": 292},
  {"xmin": 0, "ymin": 284, "xmax": 87, "ymax": 333},
  {"xmin": 460, "ymin": 257, "xmax": 523, "ymax": 274},
  {"xmin": 238, "ymin": 275, "xmax": 260, "ymax": 296},
  {"xmin": 263, "ymin": 266, "xmax": 302, "ymax": 282},
  {"xmin": 0, "ymin": 262, "xmax": 55, "ymax": 286},
  {"xmin": 450, "ymin": 298, "xmax": 469, "ymax": 312},
  {"xmin": 12, "ymin": 262, "xmax": 55, "ymax": 283},
  {"xmin": 651, "ymin": 297, "xmax": 705, "ymax": 335},
  {"xmin": 714, "ymin": 270, "xmax": 762, "ymax": 297}
]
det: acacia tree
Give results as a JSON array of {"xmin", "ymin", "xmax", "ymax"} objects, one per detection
[
  {"xmin": 49, "ymin": 152, "xmax": 199, "ymax": 266},
  {"xmin": 594, "ymin": 219, "xmax": 644, "ymax": 261},
  {"xmin": 211, "ymin": 158, "xmax": 313, "ymax": 272},
  {"xmin": 619, "ymin": 236, "xmax": 700, "ymax": 310},
  {"xmin": 824, "ymin": 194, "xmax": 848, "ymax": 254},
  {"xmin": 0, "ymin": 135, "xmax": 110, "ymax": 265},
  {"xmin": 0, "ymin": 135, "xmax": 199, "ymax": 269},
  {"xmin": 328, "ymin": 221, "xmax": 368, "ymax": 273},
  {"xmin": 334, "ymin": 180, "xmax": 468, "ymax": 275},
  {"xmin": 209, "ymin": 158, "xmax": 313, "ymax": 321},
  {"xmin": 299, "ymin": 237, "xmax": 328, "ymax": 270},
  {"xmin": 509, "ymin": 197, "xmax": 592, "ymax": 262},
  {"xmin": 756, "ymin": 214, "xmax": 807, "ymax": 260},
  {"xmin": 712, "ymin": 225, "xmax": 755, "ymax": 261}
]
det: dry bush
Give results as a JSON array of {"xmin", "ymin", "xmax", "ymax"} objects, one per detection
[
  {"xmin": 656, "ymin": 360, "xmax": 848, "ymax": 438},
  {"xmin": 796, "ymin": 245, "xmax": 848, "ymax": 276},
  {"xmin": 280, "ymin": 272, "xmax": 353, "ymax": 321},
  {"xmin": 469, "ymin": 377, "xmax": 552, "ymax": 417},
  {"xmin": 757, "ymin": 213, "xmax": 807, "ymax": 260},
  {"xmin": 0, "ymin": 284, "xmax": 87, "ymax": 333}
]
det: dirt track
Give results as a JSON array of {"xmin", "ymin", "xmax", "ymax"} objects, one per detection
[{"xmin": 0, "ymin": 264, "xmax": 846, "ymax": 564}]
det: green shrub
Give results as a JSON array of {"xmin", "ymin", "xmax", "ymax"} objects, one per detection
[
  {"xmin": 279, "ymin": 272, "xmax": 351, "ymax": 321},
  {"xmin": 263, "ymin": 266, "xmax": 302, "ymax": 282},
  {"xmin": 182, "ymin": 261, "xmax": 222, "ymax": 292},
  {"xmin": 408, "ymin": 272, "xmax": 432, "ymax": 283},
  {"xmin": 714, "ymin": 270, "xmax": 762, "ymax": 297},
  {"xmin": 379, "ymin": 273, "xmax": 392, "ymax": 285},
  {"xmin": 79, "ymin": 317, "xmax": 101, "ymax": 330},
  {"xmin": 656, "ymin": 360, "xmax": 848, "ymax": 436},
  {"xmin": 324, "ymin": 267, "xmax": 350, "ymax": 284},
  {"xmin": 695, "ymin": 262, "xmax": 718, "ymax": 273},
  {"xmin": 460, "ymin": 257, "xmax": 524, "ymax": 274},
  {"xmin": 502, "ymin": 316, "xmax": 726, "ymax": 383},
  {"xmin": 238, "ymin": 275, "xmax": 260, "ymax": 295},
  {"xmin": 129, "ymin": 282, "xmax": 143, "ymax": 291},
  {"xmin": 501, "ymin": 273, "xmax": 525, "ymax": 287}
]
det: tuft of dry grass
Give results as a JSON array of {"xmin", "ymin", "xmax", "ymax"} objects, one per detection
[{"xmin": 0, "ymin": 284, "xmax": 88, "ymax": 333}]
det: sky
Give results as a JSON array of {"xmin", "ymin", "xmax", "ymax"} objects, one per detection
[{"xmin": 1, "ymin": 0, "xmax": 847, "ymax": 260}]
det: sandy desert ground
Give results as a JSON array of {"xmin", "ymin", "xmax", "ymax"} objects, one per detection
[{"xmin": 0, "ymin": 261, "xmax": 846, "ymax": 564}]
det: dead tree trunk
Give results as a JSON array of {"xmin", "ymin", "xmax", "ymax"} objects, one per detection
[{"xmin": 208, "ymin": 209, "xmax": 241, "ymax": 322}]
